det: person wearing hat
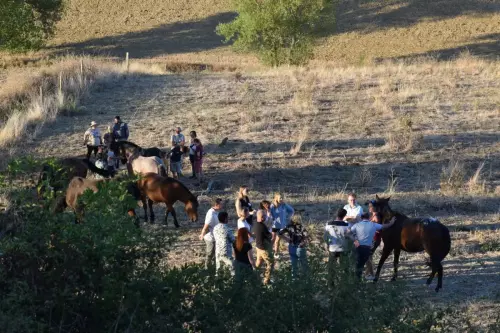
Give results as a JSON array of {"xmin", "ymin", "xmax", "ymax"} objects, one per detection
[
  {"xmin": 83, "ymin": 121, "xmax": 102, "ymax": 159},
  {"xmin": 171, "ymin": 127, "xmax": 185, "ymax": 148},
  {"xmin": 171, "ymin": 127, "xmax": 186, "ymax": 176}
]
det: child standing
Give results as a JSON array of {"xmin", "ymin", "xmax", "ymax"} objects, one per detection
[{"xmin": 170, "ymin": 145, "xmax": 183, "ymax": 179}]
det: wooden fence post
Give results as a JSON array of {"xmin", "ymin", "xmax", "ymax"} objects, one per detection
[
  {"xmin": 39, "ymin": 86, "xmax": 43, "ymax": 102},
  {"xmin": 59, "ymin": 72, "xmax": 63, "ymax": 95},
  {"xmin": 80, "ymin": 59, "xmax": 84, "ymax": 75}
]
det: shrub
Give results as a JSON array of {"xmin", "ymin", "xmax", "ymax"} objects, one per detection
[
  {"xmin": 0, "ymin": 0, "xmax": 64, "ymax": 51},
  {"xmin": 216, "ymin": 0, "xmax": 328, "ymax": 66},
  {"xmin": 0, "ymin": 158, "xmax": 460, "ymax": 332}
]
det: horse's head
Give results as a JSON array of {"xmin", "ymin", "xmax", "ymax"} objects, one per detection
[
  {"xmin": 374, "ymin": 195, "xmax": 394, "ymax": 223},
  {"xmin": 185, "ymin": 196, "xmax": 199, "ymax": 222}
]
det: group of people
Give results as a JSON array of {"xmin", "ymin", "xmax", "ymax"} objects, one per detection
[
  {"xmin": 324, "ymin": 193, "xmax": 395, "ymax": 280},
  {"xmin": 83, "ymin": 116, "xmax": 129, "ymax": 174},
  {"xmin": 198, "ymin": 188, "xmax": 394, "ymax": 284},
  {"xmin": 83, "ymin": 118, "xmax": 205, "ymax": 183},
  {"xmin": 170, "ymin": 127, "xmax": 204, "ymax": 183}
]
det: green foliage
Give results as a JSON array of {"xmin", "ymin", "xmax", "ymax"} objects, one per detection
[
  {"xmin": 0, "ymin": 0, "xmax": 64, "ymax": 51},
  {"xmin": 216, "ymin": 0, "xmax": 328, "ymax": 66},
  {"xmin": 0, "ymin": 160, "xmax": 481, "ymax": 332}
]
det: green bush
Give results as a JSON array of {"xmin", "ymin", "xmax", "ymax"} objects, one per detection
[
  {"xmin": 0, "ymin": 157, "xmax": 475, "ymax": 332},
  {"xmin": 216, "ymin": 0, "xmax": 329, "ymax": 66},
  {"xmin": 0, "ymin": 0, "xmax": 64, "ymax": 51}
]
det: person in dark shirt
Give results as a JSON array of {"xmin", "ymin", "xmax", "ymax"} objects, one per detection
[
  {"xmin": 233, "ymin": 228, "xmax": 255, "ymax": 281},
  {"xmin": 254, "ymin": 210, "xmax": 274, "ymax": 284},
  {"xmin": 169, "ymin": 145, "xmax": 183, "ymax": 179},
  {"xmin": 279, "ymin": 220, "xmax": 309, "ymax": 278},
  {"xmin": 112, "ymin": 116, "xmax": 129, "ymax": 142}
]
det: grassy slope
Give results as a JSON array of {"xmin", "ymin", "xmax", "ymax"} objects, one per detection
[{"xmin": 36, "ymin": 0, "xmax": 498, "ymax": 66}]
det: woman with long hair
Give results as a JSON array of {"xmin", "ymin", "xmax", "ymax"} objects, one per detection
[
  {"xmin": 364, "ymin": 200, "xmax": 383, "ymax": 280},
  {"xmin": 233, "ymin": 228, "xmax": 255, "ymax": 280},
  {"xmin": 259, "ymin": 200, "xmax": 272, "ymax": 229},
  {"xmin": 237, "ymin": 207, "xmax": 254, "ymax": 242},
  {"xmin": 235, "ymin": 185, "xmax": 254, "ymax": 227},
  {"xmin": 270, "ymin": 192, "xmax": 294, "ymax": 259},
  {"xmin": 188, "ymin": 131, "xmax": 197, "ymax": 179}
]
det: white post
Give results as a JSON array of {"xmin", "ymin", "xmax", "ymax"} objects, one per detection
[
  {"xmin": 59, "ymin": 72, "xmax": 62, "ymax": 95},
  {"xmin": 125, "ymin": 52, "xmax": 129, "ymax": 72}
]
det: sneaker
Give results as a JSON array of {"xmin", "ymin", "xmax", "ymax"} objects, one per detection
[
  {"xmin": 189, "ymin": 175, "xmax": 196, "ymax": 179},
  {"xmin": 365, "ymin": 275, "xmax": 375, "ymax": 281}
]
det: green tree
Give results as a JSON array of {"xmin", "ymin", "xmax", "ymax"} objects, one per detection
[
  {"xmin": 216, "ymin": 0, "xmax": 326, "ymax": 66},
  {"xmin": 0, "ymin": 0, "xmax": 64, "ymax": 51}
]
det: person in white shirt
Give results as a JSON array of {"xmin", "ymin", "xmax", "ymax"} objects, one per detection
[
  {"xmin": 83, "ymin": 121, "xmax": 102, "ymax": 159},
  {"xmin": 171, "ymin": 127, "xmax": 186, "ymax": 148},
  {"xmin": 348, "ymin": 212, "xmax": 395, "ymax": 280},
  {"xmin": 324, "ymin": 208, "xmax": 351, "ymax": 261},
  {"xmin": 343, "ymin": 193, "xmax": 363, "ymax": 223},
  {"xmin": 237, "ymin": 207, "xmax": 254, "ymax": 243},
  {"xmin": 199, "ymin": 198, "xmax": 223, "ymax": 270}
]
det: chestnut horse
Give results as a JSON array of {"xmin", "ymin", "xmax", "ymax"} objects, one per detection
[
  {"xmin": 136, "ymin": 173, "xmax": 198, "ymax": 227},
  {"xmin": 54, "ymin": 176, "xmax": 140, "ymax": 224},
  {"xmin": 372, "ymin": 195, "xmax": 451, "ymax": 292}
]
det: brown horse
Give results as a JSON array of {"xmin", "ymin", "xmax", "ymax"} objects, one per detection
[
  {"xmin": 37, "ymin": 158, "xmax": 89, "ymax": 198},
  {"xmin": 372, "ymin": 195, "xmax": 451, "ymax": 292},
  {"xmin": 136, "ymin": 173, "xmax": 198, "ymax": 227},
  {"xmin": 54, "ymin": 176, "xmax": 140, "ymax": 224}
]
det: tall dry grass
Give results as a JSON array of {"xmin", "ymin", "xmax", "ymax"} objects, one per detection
[{"xmin": 0, "ymin": 57, "xmax": 165, "ymax": 147}]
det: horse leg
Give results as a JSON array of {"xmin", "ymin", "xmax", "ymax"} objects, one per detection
[
  {"xmin": 141, "ymin": 197, "xmax": 148, "ymax": 222},
  {"xmin": 426, "ymin": 263, "xmax": 437, "ymax": 287},
  {"xmin": 391, "ymin": 247, "xmax": 401, "ymax": 281},
  {"xmin": 436, "ymin": 262, "xmax": 444, "ymax": 292},
  {"xmin": 148, "ymin": 199, "xmax": 155, "ymax": 224},
  {"xmin": 166, "ymin": 204, "xmax": 180, "ymax": 228},
  {"xmin": 374, "ymin": 246, "xmax": 393, "ymax": 283}
]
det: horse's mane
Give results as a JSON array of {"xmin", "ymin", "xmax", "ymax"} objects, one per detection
[
  {"xmin": 161, "ymin": 177, "xmax": 197, "ymax": 202},
  {"xmin": 116, "ymin": 140, "xmax": 141, "ymax": 149}
]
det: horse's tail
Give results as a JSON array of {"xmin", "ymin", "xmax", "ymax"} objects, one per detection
[
  {"xmin": 439, "ymin": 222, "xmax": 451, "ymax": 260},
  {"xmin": 153, "ymin": 156, "xmax": 167, "ymax": 177},
  {"xmin": 84, "ymin": 159, "xmax": 114, "ymax": 178}
]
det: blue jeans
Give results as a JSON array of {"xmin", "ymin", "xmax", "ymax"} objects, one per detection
[{"xmin": 289, "ymin": 244, "xmax": 308, "ymax": 277}]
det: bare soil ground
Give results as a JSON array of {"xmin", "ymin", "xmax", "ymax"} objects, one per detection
[{"xmin": 14, "ymin": 57, "xmax": 500, "ymax": 329}]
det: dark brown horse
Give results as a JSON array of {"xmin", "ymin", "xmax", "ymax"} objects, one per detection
[
  {"xmin": 37, "ymin": 158, "xmax": 89, "ymax": 199},
  {"xmin": 136, "ymin": 173, "xmax": 198, "ymax": 227},
  {"xmin": 372, "ymin": 195, "xmax": 451, "ymax": 292},
  {"xmin": 111, "ymin": 140, "xmax": 168, "ymax": 166},
  {"xmin": 54, "ymin": 176, "xmax": 140, "ymax": 224}
]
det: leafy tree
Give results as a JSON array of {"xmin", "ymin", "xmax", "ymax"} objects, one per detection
[
  {"xmin": 217, "ymin": 0, "xmax": 326, "ymax": 66},
  {"xmin": 0, "ymin": 0, "xmax": 64, "ymax": 51}
]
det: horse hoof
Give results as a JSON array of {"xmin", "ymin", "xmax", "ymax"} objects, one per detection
[
  {"xmin": 390, "ymin": 277, "xmax": 396, "ymax": 282},
  {"xmin": 373, "ymin": 278, "xmax": 379, "ymax": 283}
]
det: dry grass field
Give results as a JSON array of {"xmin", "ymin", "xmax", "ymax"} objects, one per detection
[{"xmin": 1, "ymin": 55, "xmax": 498, "ymax": 329}]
